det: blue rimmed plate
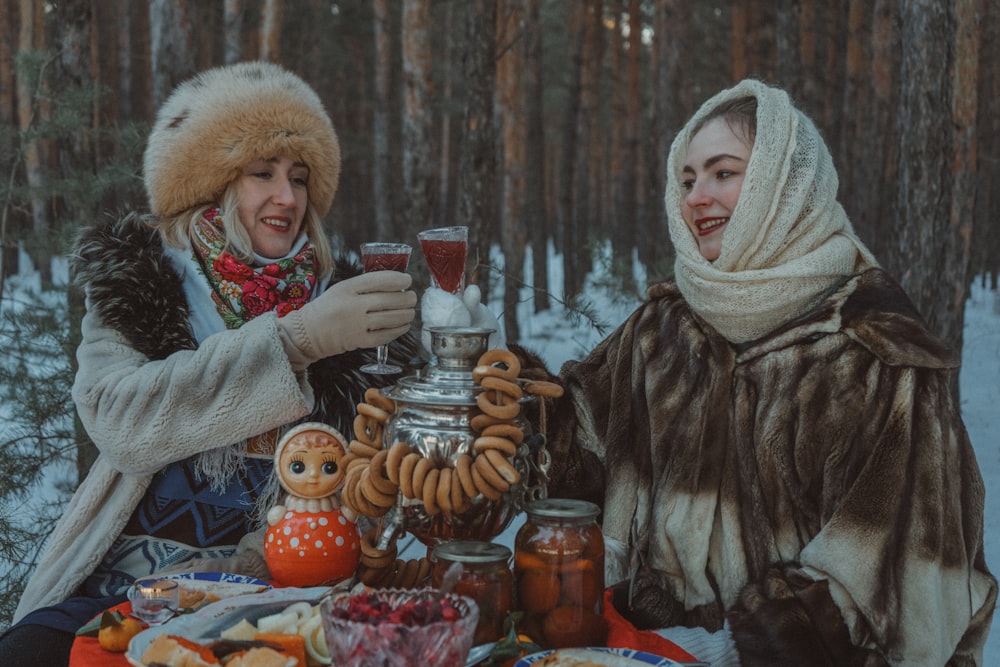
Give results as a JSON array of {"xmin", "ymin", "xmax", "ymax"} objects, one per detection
[
  {"xmin": 158, "ymin": 571, "xmax": 271, "ymax": 601},
  {"xmin": 515, "ymin": 647, "xmax": 686, "ymax": 666}
]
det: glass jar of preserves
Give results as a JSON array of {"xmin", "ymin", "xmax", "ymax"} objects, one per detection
[
  {"xmin": 431, "ymin": 540, "xmax": 513, "ymax": 646},
  {"xmin": 514, "ymin": 499, "xmax": 607, "ymax": 649}
]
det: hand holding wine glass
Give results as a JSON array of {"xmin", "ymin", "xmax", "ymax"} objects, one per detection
[{"xmin": 360, "ymin": 242, "xmax": 413, "ymax": 374}]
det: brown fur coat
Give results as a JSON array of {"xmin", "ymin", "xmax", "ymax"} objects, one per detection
[{"xmin": 541, "ymin": 268, "xmax": 995, "ymax": 665}]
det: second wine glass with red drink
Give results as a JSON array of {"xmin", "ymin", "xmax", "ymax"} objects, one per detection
[
  {"xmin": 359, "ymin": 242, "xmax": 412, "ymax": 374},
  {"xmin": 417, "ymin": 226, "xmax": 468, "ymax": 295}
]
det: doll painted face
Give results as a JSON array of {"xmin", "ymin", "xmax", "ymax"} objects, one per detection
[{"xmin": 275, "ymin": 427, "xmax": 347, "ymax": 499}]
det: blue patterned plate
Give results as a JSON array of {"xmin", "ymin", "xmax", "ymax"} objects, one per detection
[
  {"xmin": 159, "ymin": 571, "xmax": 272, "ymax": 601},
  {"xmin": 515, "ymin": 647, "xmax": 686, "ymax": 666}
]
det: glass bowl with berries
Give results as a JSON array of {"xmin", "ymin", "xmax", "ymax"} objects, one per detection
[{"xmin": 320, "ymin": 586, "xmax": 480, "ymax": 667}]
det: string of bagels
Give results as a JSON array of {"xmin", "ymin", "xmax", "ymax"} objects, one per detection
[{"xmin": 341, "ymin": 348, "xmax": 563, "ymax": 589}]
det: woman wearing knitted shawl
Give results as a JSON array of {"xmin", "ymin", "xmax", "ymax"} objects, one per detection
[{"xmin": 542, "ymin": 79, "xmax": 995, "ymax": 665}]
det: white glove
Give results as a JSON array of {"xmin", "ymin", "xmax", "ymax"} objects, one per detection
[
  {"xmin": 421, "ymin": 284, "xmax": 505, "ymax": 352},
  {"xmin": 279, "ymin": 271, "xmax": 416, "ymax": 370}
]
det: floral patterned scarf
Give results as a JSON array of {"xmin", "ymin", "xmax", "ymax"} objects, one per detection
[{"xmin": 191, "ymin": 208, "xmax": 317, "ymax": 329}]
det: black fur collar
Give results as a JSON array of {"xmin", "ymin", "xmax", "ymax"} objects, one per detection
[{"xmin": 70, "ymin": 213, "xmax": 420, "ymax": 437}]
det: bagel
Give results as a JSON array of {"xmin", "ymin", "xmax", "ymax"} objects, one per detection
[
  {"xmin": 367, "ymin": 449, "xmax": 398, "ymax": 495},
  {"xmin": 470, "ymin": 463, "xmax": 504, "ymax": 500},
  {"xmin": 422, "ymin": 468, "xmax": 441, "ymax": 515},
  {"xmin": 386, "ymin": 442, "xmax": 411, "ymax": 485},
  {"xmin": 360, "ymin": 469, "xmax": 397, "ymax": 508},
  {"xmin": 364, "ymin": 387, "xmax": 396, "ymax": 414},
  {"xmin": 449, "ymin": 465, "xmax": 469, "ymax": 513},
  {"xmin": 473, "ymin": 435, "xmax": 518, "ymax": 457},
  {"xmin": 474, "ymin": 453, "xmax": 511, "ymax": 492},
  {"xmin": 349, "ymin": 473, "xmax": 382, "ymax": 517},
  {"xmin": 411, "ymin": 457, "xmax": 436, "ymax": 499},
  {"xmin": 399, "ymin": 452, "xmax": 422, "ymax": 499},
  {"xmin": 349, "ymin": 440, "xmax": 381, "ymax": 459},
  {"xmin": 477, "ymin": 349, "xmax": 522, "ymax": 377},
  {"xmin": 480, "ymin": 375, "xmax": 523, "ymax": 400},
  {"xmin": 435, "ymin": 467, "xmax": 454, "ymax": 516},
  {"xmin": 454, "ymin": 454, "xmax": 478, "ymax": 498},
  {"xmin": 357, "ymin": 402, "xmax": 391, "ymax": 424},
  {"xmin": 416, "ymin": 557, "xmax": 433, "ymax": 584},
  {"xmin": 395, "ymin": 557, "xmax": 421, "ymax": 589},
  {"xmin": 524, "ymin": 380, "xmax": 565, "ymax": 398},
  {"xmin": 476, "ymin": 392, "xmax": 521, "ymax": 421},
  {"xmin": 360, "ymin": 527, "xmax": 396, "ymax": 560},
  {"xmin": 472, "ymin": 363, "xmax": 518, "ymax": 383},
  {"xmin": 481, "ymin": 422, "xmax": 525, "ymax": 444},
  {"xmin": 483, "ymin": 447, "xmax": 521, "ymax": 485},
  {"xmin": 470, "ymin": 412, "xmax": 515, "ymax": 433}
]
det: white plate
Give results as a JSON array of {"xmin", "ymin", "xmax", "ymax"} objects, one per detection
[
  {"xmin": 125, "ymin": 585, "xmax": 332, "ymax": 667},
  {"xmin": 157, "ymin": 571, "xmax": 272, "ymax": 603},
  {"xmin": 515, "ymin": 647, "xmax": 686, "ymax": 667}
]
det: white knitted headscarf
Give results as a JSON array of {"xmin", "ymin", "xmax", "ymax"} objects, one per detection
[{"xmin": 665, "ymin": 79, "xmax": 878, "ymax": 343}]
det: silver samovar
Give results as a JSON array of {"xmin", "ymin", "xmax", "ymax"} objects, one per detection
[{"xmin": 378, "ymin": 327, "xmax": 550, "ymax": 549}]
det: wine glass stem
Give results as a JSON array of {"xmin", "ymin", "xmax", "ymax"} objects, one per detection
[{"xmin": 376, "ymin": 344, "xmax": 390, "ymax": 367}]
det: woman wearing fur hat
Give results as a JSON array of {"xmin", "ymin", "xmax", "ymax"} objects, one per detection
[
  {"xmin": 538, "ymin": 79, "xmax": 995, "ymax": 664},
  {"xmin": 0, "ymin": 61, "xmax": 417, "ymax": 665}
]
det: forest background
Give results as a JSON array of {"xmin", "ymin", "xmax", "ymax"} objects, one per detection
[{"xmin": 1, "ymin": 0, "xmax": 998, "ymax": 628}]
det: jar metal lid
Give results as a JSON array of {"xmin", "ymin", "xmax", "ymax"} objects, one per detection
[
  {"xmin": 524, "ymin": 498, "xmax": 600, "ymax": 520},
  {"xmin": 432, "ymin": 539, "xmax": 512, "ymax": 564}
]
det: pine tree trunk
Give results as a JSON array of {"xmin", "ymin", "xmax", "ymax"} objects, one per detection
[
  {"xmin": 16, "ymin": 0, "xmax": 50, "ymax": 281},
  {"xmin": 456, "ymin": 0, "xmax": 497, "ymax": 297},
  {"xmin": 609, "ymin": 0, "xmax": 628, "ymax": 272},
  {"xmin": 892, "ymin": 0, "xmax": 972, "ymax": 366},
  {"xmin": 497, "ymin": 0, "xmax": 525, "ymax": 342},
  {"xmin": 558, "ymin": 3, "xmax": 583, "ymax": 299},
  {"xmin": 260, "ymin": 0, "xmax": 283, "ymax": 63},
  {"xmin": 1, "ymin": 1, "xmax": 17, "ymax": 281},
  {"xmin": 436, "ymin": 1, "xmax": 455, "ymax": 230},
  {"xmin": 224, "ymin": 0, "xmax": 243, "ymax": 64},
  {"xmin": 149, "ymin": 0, "xmax": 194, "ymax": 108},
  {"xmin": 128, "ymin": 0, "xmax": 153, "ymax": 123},
  {"xmin": 522, "ymin": 0, "xmax": 549, "ymax": 312},
  {"xmin": 372, "ymin": 0, "xmax": 393, "ymax": 239},
  {"xmin": 401, "ymin": 0, "xmax": 434, "ymax": 235},
  {"xmin": 624, "ymin": 0, "xmax": 640, "ymax": 275}
]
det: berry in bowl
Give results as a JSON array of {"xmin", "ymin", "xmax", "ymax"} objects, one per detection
[{"xmin": 320, "ymin": 587, "xmax": 479, "ymax": 667}]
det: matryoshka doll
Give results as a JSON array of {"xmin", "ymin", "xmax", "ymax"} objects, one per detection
[{"xmin": 265, "ymin": 422, "xmax": 360, "ymax": 587}]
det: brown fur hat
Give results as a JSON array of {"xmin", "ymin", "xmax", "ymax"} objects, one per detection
[{"xmin": 143, "ymin": 61, "xmax": 340, "ymax": 219}]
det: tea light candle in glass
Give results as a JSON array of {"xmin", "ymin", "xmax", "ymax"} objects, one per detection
[{"xmin": 128, "ymin": 578, "xmax": 180, "ymax": 626}]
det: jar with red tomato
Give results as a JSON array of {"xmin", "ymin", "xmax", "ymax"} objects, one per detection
[
  {"xmin": 431, "ymin": 540, "xmax": 513, "ymax": 646},
  {"xmin": 514, "ymin": 499, "xmax": 607, "ymax": 649}
]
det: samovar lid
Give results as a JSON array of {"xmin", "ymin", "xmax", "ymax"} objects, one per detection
[{"xmin": 383, "ymin": 326, "xmax": 495, "ymax": 406}]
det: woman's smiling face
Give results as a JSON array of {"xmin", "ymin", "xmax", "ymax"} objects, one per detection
[
  {"xmin": 681, "ymin": 117, "xmax": 752, "ymax": 261},
  {"xmin": 235, "ymin": 156, "xmax": 310, "ymax": 259}
]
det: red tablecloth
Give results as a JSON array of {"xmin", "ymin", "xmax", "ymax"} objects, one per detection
[
  {"xmin": 69, "ymin": 601, "xmax": 134, "ymax": 667},
  {"xmin": 601, "ymin": 588, "xmax": 700, "ymax": 663},
  {"xmin": 72, "ymin": 589, "xmax": 702, "ymax": 666}
]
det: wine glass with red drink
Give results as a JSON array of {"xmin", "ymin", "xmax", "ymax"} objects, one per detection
[
  {"xmin": 360, "ymin": 242, "xmax": 412, "ymax": 374},
  {"xmin": 417, "ymin": 226, "xmax": 468, "ymax": 295}
]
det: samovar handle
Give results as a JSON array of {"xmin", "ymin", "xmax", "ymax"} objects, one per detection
[{"xmin": 375, "ymin": 503, "xmax": 407, "ymax": 551}]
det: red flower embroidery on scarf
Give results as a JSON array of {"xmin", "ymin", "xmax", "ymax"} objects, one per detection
[
  {"xmin": 215, "ymin": 252, "xmax": 254, "ymax": 282},
  {"xmin": 241, "ymin": 275, "xmax": 281, "ymax": 318}
]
